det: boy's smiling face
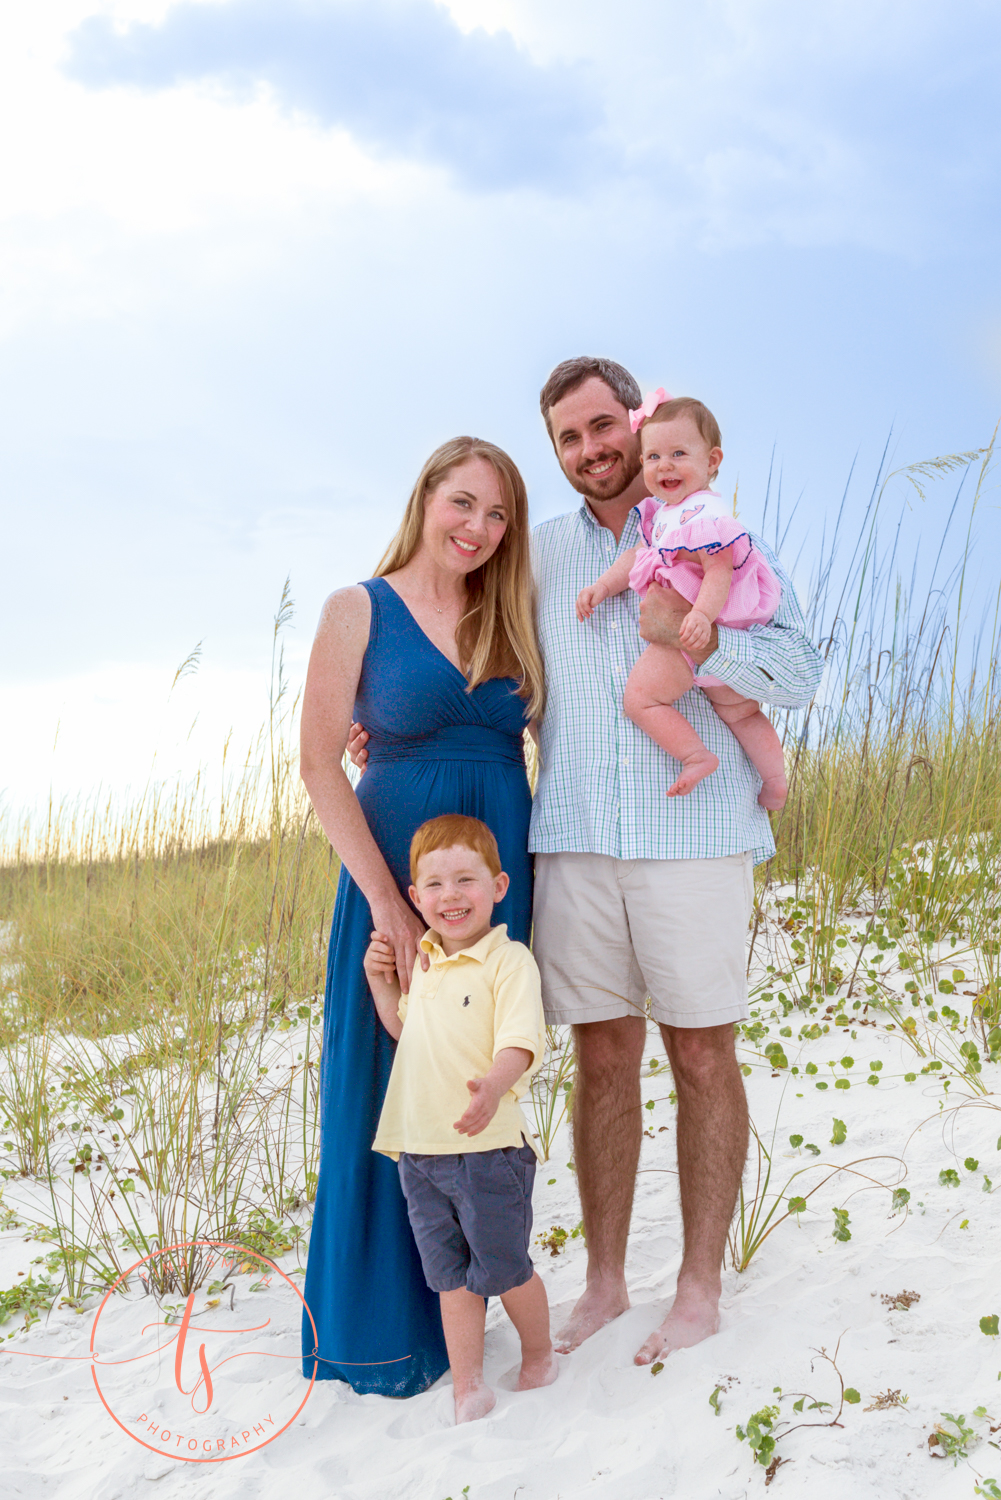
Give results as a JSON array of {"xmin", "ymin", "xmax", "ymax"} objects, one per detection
[{"xmin": 409, "ymin": 844, "xmax": 510, "ymax": 956}]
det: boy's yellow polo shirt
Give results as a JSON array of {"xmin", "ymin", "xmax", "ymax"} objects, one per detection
[{"xmin": 372, "ymin": 924, "xmax": 546, "ymax": 1163}]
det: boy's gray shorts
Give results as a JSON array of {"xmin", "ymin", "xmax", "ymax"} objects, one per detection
[{"xmin": 398, "ymin": 1144, "xmax": 536, "ymax": 1298}]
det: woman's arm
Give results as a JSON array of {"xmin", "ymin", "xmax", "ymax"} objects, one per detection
[{"xmin": 300, "ymin": 586, "xmax": 426, "ymax": 991}]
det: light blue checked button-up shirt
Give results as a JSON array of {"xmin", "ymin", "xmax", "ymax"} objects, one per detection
[{"xmin": 529, "ymin": 502, "xmax": 824, "ymax": 865}]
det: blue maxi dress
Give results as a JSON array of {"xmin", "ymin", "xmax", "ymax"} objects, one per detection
[{"xmin": 301, "ymin": 578, "xmax": 534, "ymax": 1396}]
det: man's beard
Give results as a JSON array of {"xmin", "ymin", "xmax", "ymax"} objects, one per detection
[{"xmin": 566, "ymin": 448, "xmax": 643, "ymax": 503}]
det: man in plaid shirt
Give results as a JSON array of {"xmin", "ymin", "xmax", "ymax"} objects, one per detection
[{"xmin": 531, "ymin": 357, "xmax": 822, "ymax": 1364}]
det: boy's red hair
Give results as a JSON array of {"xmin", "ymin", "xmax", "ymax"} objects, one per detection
[{"xmin": 409, "ymin": 815, "xmax": 502, "ymax": 883}]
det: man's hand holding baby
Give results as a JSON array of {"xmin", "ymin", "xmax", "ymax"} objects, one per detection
[{"xmin": 454, "ymin": 1045, "xmax": 533, "ymax": 1136}]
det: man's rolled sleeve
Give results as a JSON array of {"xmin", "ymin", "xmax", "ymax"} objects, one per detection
[{"xmin": 697, "ymin": 539, "xmax": 823, "ymax": 709}]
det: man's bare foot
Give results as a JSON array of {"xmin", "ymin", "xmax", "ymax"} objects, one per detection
[
  {"xmin": 757, "ymin": 777, "xmax": 787, "ymax": 810},
  {"xmin": 554, "ymin": 1282, "xmax": 630, "ymax": 1354},
  {"xmin": 454, "ymin": 1380, "xmax": 497, "ymax": 1424},
  {"xmin": 666, "ymin": 752, "xmax": 719, "ymax": 797},
  {"xmin": 634, "ymin": 1286, "xmax": 720, "ymax": 1365},
  {"xmin": 517, "ymin": 1350, "xmax": 559, "ymax": 1391}
]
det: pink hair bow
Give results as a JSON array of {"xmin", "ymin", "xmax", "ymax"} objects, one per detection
[{"xmin": 629, "ymin": 387, "xmax": 672, "ymax": 434}]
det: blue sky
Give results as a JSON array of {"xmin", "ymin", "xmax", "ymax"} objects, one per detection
[{"xmin": 2, "ymin": 0, "xmax": 1000, "ymax": 812}]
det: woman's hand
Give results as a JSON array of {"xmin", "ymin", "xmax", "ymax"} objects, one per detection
[
  {"xmin": 679, "ymin": 608, "xmax": 712, "ymax": 650},
  {"xmin": 369, "ymin": 896, "xmax": 428, "ymax": 994},
  {"xmin": 346, "ymin": 722, "xmax": 370, "ymax": 772}
]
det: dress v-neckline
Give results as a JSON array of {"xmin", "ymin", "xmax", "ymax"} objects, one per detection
[{"xmin": 375, "ymin": 577, "xmax": 471, "ymax": 689}]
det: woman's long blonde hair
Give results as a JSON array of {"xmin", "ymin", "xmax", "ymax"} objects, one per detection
[{"xmin": 375, "ymin": 436, "xmax": 544, "ymax": 718}]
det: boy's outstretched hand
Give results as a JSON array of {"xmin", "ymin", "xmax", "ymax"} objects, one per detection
[
  {"xmin": 453, "ymin": 1076, "xmax": 504, "ymax": 1137},
  {"xmin": 453, "ymin": 1045, "xmax": 534, "ymax": 1137}
]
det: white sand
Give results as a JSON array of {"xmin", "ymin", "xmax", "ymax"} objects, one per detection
[{"xmin": 2, "ymin": 917, "xmax": 1000, "ymax": 1499}]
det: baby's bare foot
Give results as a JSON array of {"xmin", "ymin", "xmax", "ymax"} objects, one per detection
[
  {"xmin": 554, "ymin": 1282, "xmax": 630, "ymax": 1354},
  {"xmin": 634, "ymin": 1287, "xmax": 720, "ymax": 1365},
  {"xmin": 517, "ymin": 1350, "xmax": 559, "ymax": 1391},
  {"xmin": 666, "ymin": 752, "xmax": 719, "ymax": 797},
  {"xmin": 454, "ymin": 1381, "xmax": 497, "ymax": 1424},
  {"xmin": 757, "ymin": 777, "xmax": 787, "ymax": 810}
]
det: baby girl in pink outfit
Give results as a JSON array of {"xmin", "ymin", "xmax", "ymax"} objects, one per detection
[{"xmin": 576, "ymin": 391, "xmax": 787, "ymax": 808}]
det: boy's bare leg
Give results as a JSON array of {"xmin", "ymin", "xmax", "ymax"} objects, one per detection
[
  {"xmin": 703, "ymin": 686, "xmax": 787, "ymax": 809},
  {"xmin": 439, "ymin": 1288, "xmax": 496, "ymax": 1422},
  {"xmin": 555, "ymin": 1015, "xmax": 646, "ymax": 1353},
  {"xmin": 634, "ymin": 1022, "xmax": 748, "ymax": 1364},
  {"xmin": 500, "ymin": 1272, "xmax": 559, "ymax": 1390},
  {"xmin": 623, "ymin": 644, "xmax": 719, "ymax": 797}
]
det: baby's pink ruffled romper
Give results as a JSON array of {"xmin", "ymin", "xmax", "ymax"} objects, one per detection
[{"xmin": 628, "ymin": 491, "xmax": 782, "ymax": 686}]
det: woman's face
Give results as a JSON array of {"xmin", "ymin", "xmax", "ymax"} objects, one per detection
[{"xmin": 420, "ymin": 457, "xmax": 510, "ymax": 576}]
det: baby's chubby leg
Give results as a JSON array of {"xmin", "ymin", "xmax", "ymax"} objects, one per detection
[
  {"xmin": 623, "ymin": 644, "xmax": 719, "ymax": 797},
  {"xmin": 702, "ymin": 686, "xmax": 787, "ymax": 809},
  {"xmin": 500, "ymin": 1272, "xmax": 558, "ymax": 1391},
  {"xmin": 439, "ymin": 1288, "xmax": 496, "ymax": 1423}
]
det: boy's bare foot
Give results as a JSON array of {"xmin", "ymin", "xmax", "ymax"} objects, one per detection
[
  {"xmin": 633, "ymin": 1286, "xmax": 720, "ymax": 1365},
  {"xmin": 554, "ymin": 1281, "xmax": 630, "ymax": 1354},
  {"xmin": 757, "ymin": 777, "xmax": 787, "ymax": 810},
  {"xmin": 517, "ymin": 1350, "xmax": 559, "ymax": 1391},
  {"xmin": 454, "ymin": 1381, "xmax": 497, "ymax": 1424},
  {"xmin": 666, "ymin": 752, "xmax": 719, "ymax": 798}
]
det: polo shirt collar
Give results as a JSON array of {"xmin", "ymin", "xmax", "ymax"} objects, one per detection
[{"xmin": 420, "ymin": 923, "xmax": 510, "ymax": 964}]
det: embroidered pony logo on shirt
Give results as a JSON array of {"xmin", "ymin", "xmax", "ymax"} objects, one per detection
[{"xmin": 462, "ymin": 997, "xmax": 470, "ymax": 1007}]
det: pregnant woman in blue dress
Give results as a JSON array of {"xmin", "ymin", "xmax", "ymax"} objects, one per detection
[{"xmin": 299, "ymin": 437, "xmax": 544, "ymax": 1397}]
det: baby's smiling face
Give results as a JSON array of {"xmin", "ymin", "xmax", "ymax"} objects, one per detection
[{"xmin": 641, "ymin": 415, "xmax": 723, "ymax": 508}]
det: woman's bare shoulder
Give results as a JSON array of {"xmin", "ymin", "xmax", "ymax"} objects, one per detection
[{"xmin": 314, "ymin": 584, "xmax": 372, "ymax": 639}]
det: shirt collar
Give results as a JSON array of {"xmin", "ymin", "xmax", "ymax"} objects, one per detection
[
  {"xmin": 420, "ymin": 923, "xmax": 510, "ymax": 964},
  {"xmin": 578, "ymin": 499, "xmax": 641, "ymax": 542}
]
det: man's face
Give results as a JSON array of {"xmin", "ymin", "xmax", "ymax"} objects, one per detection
[{"xmin": 547, "ymin": 376, "xmax": 643, "ymax": 505}]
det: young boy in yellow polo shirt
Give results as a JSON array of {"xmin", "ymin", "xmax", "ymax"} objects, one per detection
[{"xmin": 365, "ymin": 813, "xmax": 557, "ymax": 1424}]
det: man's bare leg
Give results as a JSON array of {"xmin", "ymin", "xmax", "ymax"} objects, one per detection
[
  {"xmin": 634, "ymin": 1022, "xmax": 748, "ymax": 1364},
  {"xmin": 555, "ymin": 1014, "xmax": 646, "ymax": 1353}
]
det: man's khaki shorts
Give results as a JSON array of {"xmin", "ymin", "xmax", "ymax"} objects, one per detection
[{"xmin": 533, "ymin": 851, "xmax": 754, "ymax": 1029}]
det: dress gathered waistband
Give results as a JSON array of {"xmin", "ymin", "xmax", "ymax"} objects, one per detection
[{"xmin": 365, "ymin": 724, "xmax": 526, "ymax": 767}]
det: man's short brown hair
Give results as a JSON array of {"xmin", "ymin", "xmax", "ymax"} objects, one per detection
[
  {"xmin": 409, "ymin": 814, "xmax": 502, "ymax": 883},
  {"xmin": 539, "ymin": 357, "xmax": 642, "ymax": 445}
]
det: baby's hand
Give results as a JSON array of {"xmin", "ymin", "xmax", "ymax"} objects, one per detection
[
  {"xmin": 363, "ymin": 931, "xmax": 399, "ymax": 990},
  {"xmin": 576, "ymin": 583, "xmax": 608, "ymax": 621},
  {"xmin": 679, "ymin": 609, "xmax": 712, "ymax": 650},
  {"xmin": 453, "ymin": 1076, "xmax": 502, "ymax": 1137}
]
